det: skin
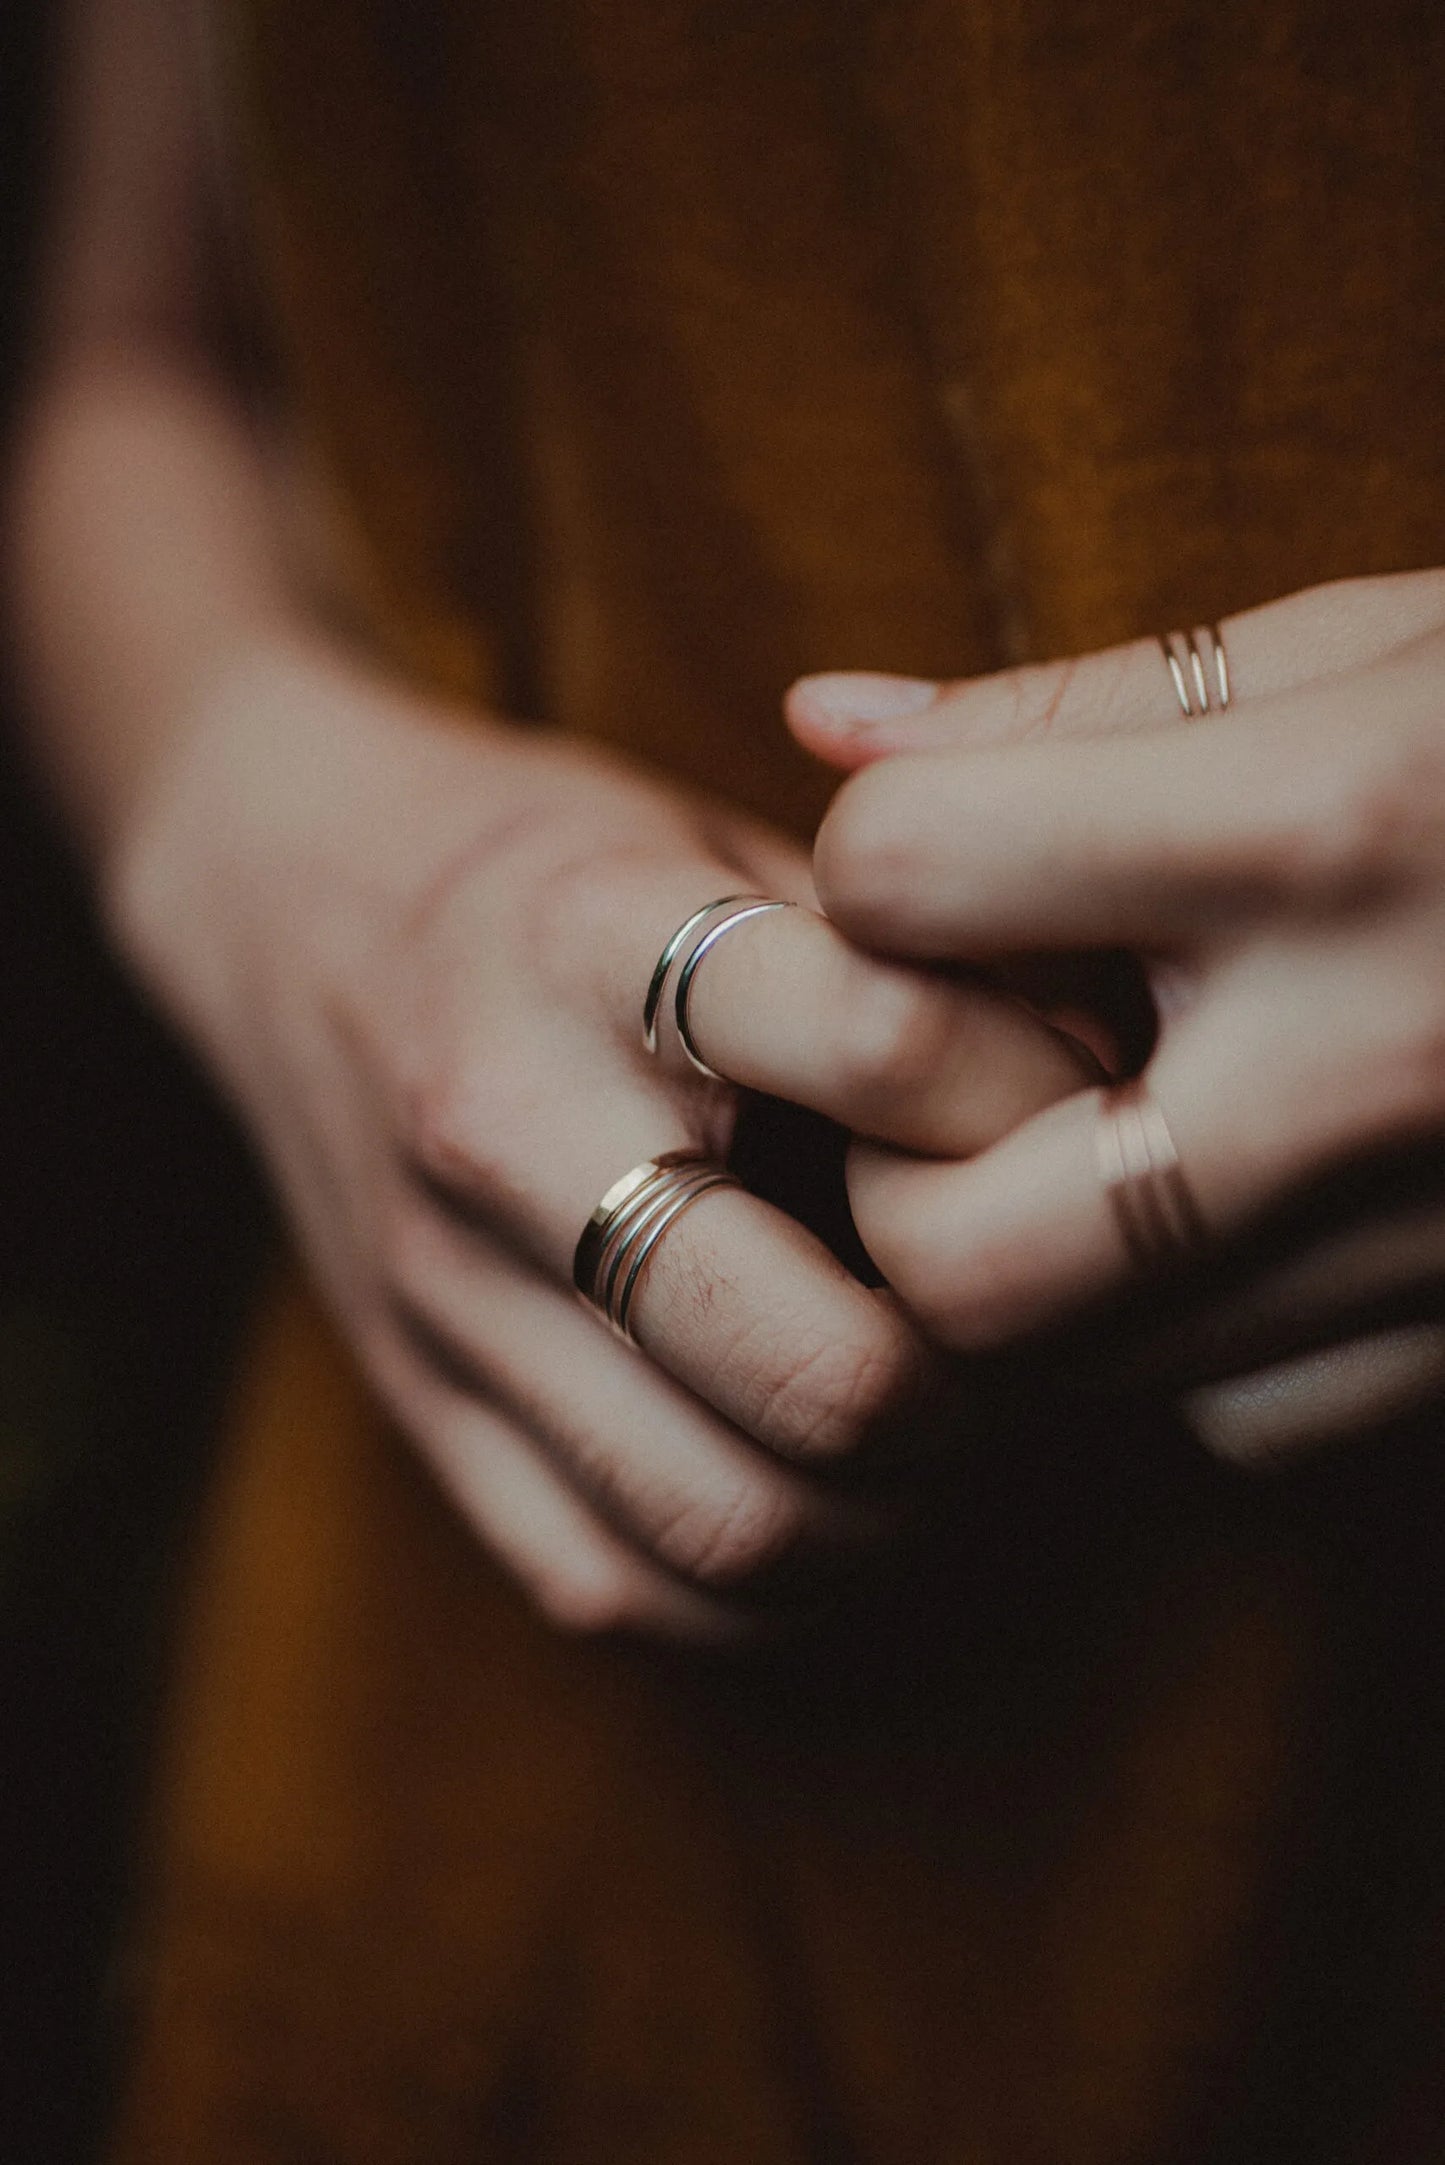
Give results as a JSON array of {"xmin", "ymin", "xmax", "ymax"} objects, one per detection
[
  {"xmin": 15, "ymin": 5, "xmax": 1430, "ymax": 1645},
  {"xmin": 5, "ymin": 0, "xmax": 1093, "ymax": 1638},
  {"xmin": 786, "ymin": 572, "xmax": 1445, "ymax": 1463}
]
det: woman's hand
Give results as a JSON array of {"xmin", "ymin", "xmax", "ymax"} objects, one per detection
[
  {"xmin": 786, "ymin": 570, "xmax": 1445, "ymax": 1462},
  {"xmin": 113, "ymin": 636, "xmax": 1094, "ymax": 1635}
]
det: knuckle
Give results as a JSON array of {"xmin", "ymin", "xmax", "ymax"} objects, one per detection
[
  {"xmin": 529, "ymin": 847, "xmax": 615, "ymax": 968},
  {"xmin": 403, "ymin": 1054, "xmax": 517, "ymax": 1201},
  {"xmin": 814, "ymin": 770, "xmax": 914, "ymax": 934},
  {"xmin": 1409, "ymin": 567, "xmax": 1445, "ymax": 618},
  {"xmin": 376, "ymin": 1191, "xmax": 438, "ymax": 1297},
  {"xmin": 527, "ymin": 837, "xmax": 667, "ymax": 1000},
  {"xmin": 1402, "ymin": 1007, "xmax": 1445, "ymax": 1120},
  {"xmin": 750, "ymin": 1320, "xmax": 914, "ymax": 1461},
  {"xmin": 1272, "ymin": 731, "xmax": 1445, "ymax": 902},
  {"xmin": 838, "ymin": 975, "xmax": 956, "ymax": 1108},
  {"xmin": 1360, "ymin": 996, "xmax": 1445, "ymax": 1141},
  {"xmin": 406, "ymin": 1064, "xmax": 483, "ymax": 1180},
  {"xmin": 1004, "ymin": 654, "xmax": 1083, "ymax": 741}
]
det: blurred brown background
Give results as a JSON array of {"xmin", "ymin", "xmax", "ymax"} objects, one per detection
[
  {"xmin": 7, "ymin": 10, "xmax": 1445, "ymax": 2162},
  {"xmin": 0, "ymin": 11, "xmax": 266, "ymax": 2158}
]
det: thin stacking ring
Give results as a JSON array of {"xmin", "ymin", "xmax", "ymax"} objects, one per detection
[
  {"xmin": 1159, "ymin": 624, "xmax": 1231, "ymax": 719},
  {"xmin": 1094, "ymin": 1079, "xmax": 1207, "ymax": 1271},
  {"xmin": 642, "ymin": 896, "xmax": 754, "ymax": 1053},
  {"xmin": 574, "ymin": 1150, "xmax": 739, "ymax": 1342},
  {"xmin": 674, "ymin": 900, "xmax": 791, "ymax": 1081}
]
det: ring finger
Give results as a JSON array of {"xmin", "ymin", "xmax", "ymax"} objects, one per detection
[
  {"xmin": 387, "ymin": 1197, "xmax": 886, "ymax": 1596},
  {"xmin": 405, "ymin": 1030, "xmax": 932, "ymax": 1468}
]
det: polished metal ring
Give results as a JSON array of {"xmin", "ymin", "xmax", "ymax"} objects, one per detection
[
  {"xmin": 574, "ymin": 1150, "xmax": 738, "ymax": 1342},
  {"xmin": 642, "ymin": 896, "xmax": 756, "ymax": 1053},
  {"xmin": 1159, "ymin": 624, "xmax": 1231, "ymax": 720},
  {"xmin": 1094, "ymin": 1079, "xmax": 1207, "ymax": 1271},
  {"xmin": 613, "ymin": 1172, "xmax": 733, "ymax": 1339},
  {"xmin": 673, "ymin": 900, "xmax": 792, "ymax": 1081},
  {"xmin": 595, "ymin": 1160, "xmax": 721, "ymax": 1323}
]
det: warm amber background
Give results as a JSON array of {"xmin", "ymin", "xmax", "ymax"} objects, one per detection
[{"xmin": 8, "ymin": 8, "xmax": 1445, "ymax": 2162}]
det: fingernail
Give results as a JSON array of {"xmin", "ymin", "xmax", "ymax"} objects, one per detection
[{"xmin": 791, "ymin": 673, "xmax": 941, "ymax": 730}]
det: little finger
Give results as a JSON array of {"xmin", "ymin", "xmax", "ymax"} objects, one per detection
[
  {"xmin": 369, "ymin": 1321, "xmax": 750, "ymax": 1641},
  {"xmin": 1182, "ymin": 1323, "xmax": 1445, "ymax": 1465},
  {"xmin": 1128, "ymin": 1185, "xmax": 1445, "ymax": 1388}
]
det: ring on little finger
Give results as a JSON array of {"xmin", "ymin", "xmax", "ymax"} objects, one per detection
[
  {"xmin": 574, "ymin": 1151, "xmax": 740, "ymax": 1343},
  {"xmin": 1158, "ymin": 623, "xmax": 1231, "ymax": 720},
  {"xmin": 642, "ymin": 894, "xmax": 794, "ymax": 1082}
]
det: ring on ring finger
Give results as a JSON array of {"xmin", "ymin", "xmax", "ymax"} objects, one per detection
[{"xmin": 575, "ymin": 1151, "xmax": 741, "ymax": 1342}]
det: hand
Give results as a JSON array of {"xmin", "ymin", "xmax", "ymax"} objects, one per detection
[
  {"xmin": 786, "ymin": 570, "xmax": 1445, "ymax": 1462},
  {"xmin": 113, "ymin": 636, "xmax": 1094, "ymax": 1635}
]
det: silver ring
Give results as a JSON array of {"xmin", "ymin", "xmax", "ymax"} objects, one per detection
[
  {"xmin": 574, "ymin": 1151, "xmax": 739, "ymax": 1342},
  {"xmin": 597, "ymin": 1160, "xmax": 721, "ymax": 1321},
  {"xmin": 1159, "ymin": 624, "xmax": 1231, "ymax": 720},
  {"xmin": 614, "ymin": 1173, "xmax": 733, "ymax": 1339},
  {"xmin": 642, "ymin": 896, "xmax": 755, "ymax": 1053},
  {"xmin": 674, "ymin": 900, "xmax": 791, "ymax": 1081}
]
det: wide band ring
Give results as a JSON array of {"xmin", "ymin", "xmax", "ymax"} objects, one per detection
[
  {"xmin": 574, "ymin": 1150, "xmax": 738, "ymax": 1342},
  {"xmin": 642, "ymin": 893, "xmax": 792, "ymax": 1081},
  {"xmin": 1159, "ymin": 624, "xmax": 1231, "ymax": 720},
  {"xmin": 1094, "ymin": 1080, "xmax": 1207, "ymax": 1271}
]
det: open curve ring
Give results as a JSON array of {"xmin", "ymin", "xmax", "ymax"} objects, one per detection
[{"xmin": 641, "ymin": 894, "xmax": 793, "ymax": 1082}]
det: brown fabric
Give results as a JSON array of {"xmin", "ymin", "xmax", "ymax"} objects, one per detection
[{"xmin": 113, "ymin": 3, "xmax": 1445, "ymax": 2158}]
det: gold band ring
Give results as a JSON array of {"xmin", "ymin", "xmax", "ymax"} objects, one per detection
[
  {"xmin": 1095, "ymin": 1080, "xmax": 1207, "ymax": 1270},
  {"xmin": 574, "ymin": 1150, "xmax": 739, "ymax": 1342},
  {"xmin": 1159, "ymin": 624, "xmax": 1231, "ymax": 720}
]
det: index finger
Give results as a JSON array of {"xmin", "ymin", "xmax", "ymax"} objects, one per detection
[
  {"xmin": 785, "ymin": 570, "xmax": 1445, "ymax": 765},
  {"xmin": 579, "ymin": 857, "xmax": 1098, "ymax": 1154},
  {"xmin": 670, "ymin": 900, "xmax": 1099, "ymax": 1154}
]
